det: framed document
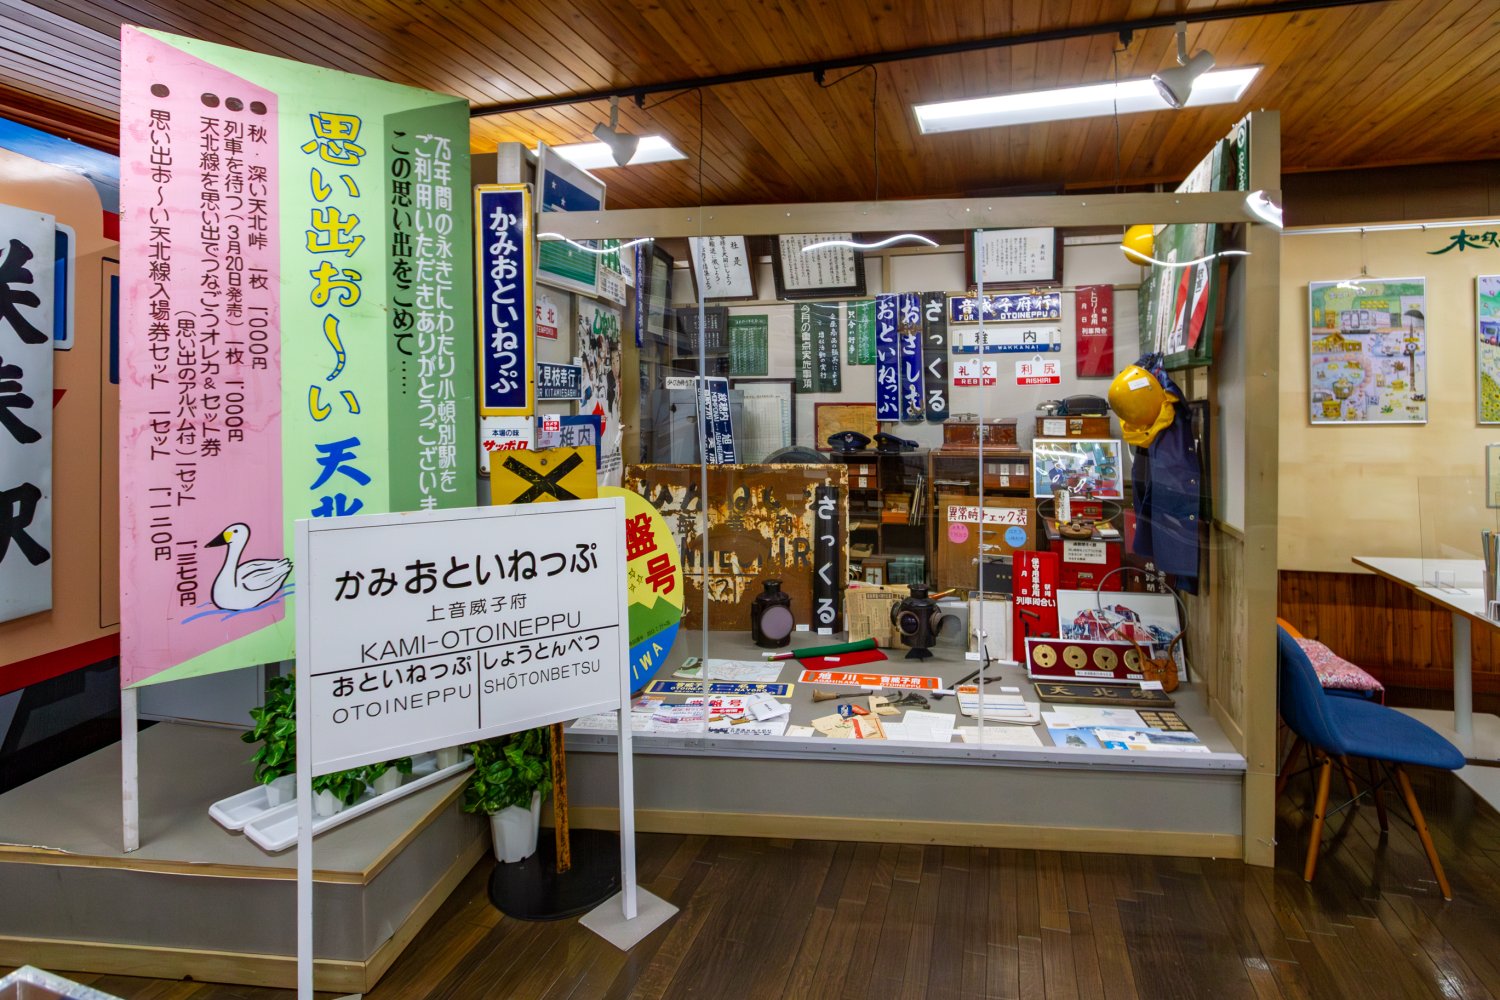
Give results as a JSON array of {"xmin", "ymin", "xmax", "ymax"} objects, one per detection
[
  {"xmin": 966, "ymin": 227, "xmax": 1061, "ymax": 287},
  {"xmin": 771, "ymin": 233, "xmax": 867, "ymax": 300},
  {"xmin": 688, "ymin": 235, "xmax": 758, "ymax": 301}
]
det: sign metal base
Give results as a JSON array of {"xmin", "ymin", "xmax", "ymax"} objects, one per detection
[
  {"xmin": 487, "ymin": 827, "xmax": 622, "ymax": 921},
  {"xmin": 578, "ymin": 887, "xmax": 679, "ymax": 951}
]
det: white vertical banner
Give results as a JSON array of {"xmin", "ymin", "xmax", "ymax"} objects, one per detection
[
  {"xmin": 292, "ymin": 499, "xmax": 672, "ymax": 995},
  {"xmin": 0, "ymin": 205, "xmax": 55, "ymax": 623}
]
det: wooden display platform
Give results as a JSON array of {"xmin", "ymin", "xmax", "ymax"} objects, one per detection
[{"xmin": 0, "ymin": 722, "xmax": 485, "ymax": 992}]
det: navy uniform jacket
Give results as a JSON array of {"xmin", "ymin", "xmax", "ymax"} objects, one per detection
[{"xmin": 1129, "ymin": 354, "xmax": 1201, "ymax": 592}]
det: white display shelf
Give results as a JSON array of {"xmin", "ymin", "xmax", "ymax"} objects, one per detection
[{"xmin": 207, "ymin": 752, "xmax": 472, "ymax": 853}]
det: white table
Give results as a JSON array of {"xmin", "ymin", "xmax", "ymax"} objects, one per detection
[{"xmin": 1353, "ymin": 556, "xmax": 1500, "ymax": 759}]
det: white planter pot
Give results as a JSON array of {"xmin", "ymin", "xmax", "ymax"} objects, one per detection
[
  {"xmin": 313, "ymin": 789, "xmax": 345, "ymax": 818},
  {"xmin": 371, "ymin": 769, "xmax": 403, "ymax": 795},
  {"xmin": 436, "ymin": 747, "xmax": 462, "ymax": 769},
  {"xmin": 264, "ymin": 774, "xmax": 295, "ymax": 807},
  {"xmin": 490, "ymin": 791, "xmax": 541, "ymax": 864}
]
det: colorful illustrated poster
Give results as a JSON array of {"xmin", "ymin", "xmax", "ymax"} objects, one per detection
[
  {"xmin": 1307, "ymin": 278, "xmax": 1427, "ymax": 424},
  {"xmin": 0, "ymin": 205, "xmax": 55, "ymax": 623},
  {"xmin": 600, "ymin": 486, "xmax": 682, "ymax": 688},
  {"xmin": 1032, "ymin": 439, "xmax": 1124, "ymax": 498},
  {"xmin": 577, "ymin": 299, "xmax": 622, "ymax": 487},
  {"xmin": 1479, "ymin": 276, "xmax": 1500, "ymax": 424},
  {"xmin": 119, "ymin": 28, "xmax": 476, "ymax": 687}
]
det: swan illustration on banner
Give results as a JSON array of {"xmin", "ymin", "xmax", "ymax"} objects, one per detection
[{"xmin": 204, "ymin": 522, "xmax": 293, "ymax": 612}]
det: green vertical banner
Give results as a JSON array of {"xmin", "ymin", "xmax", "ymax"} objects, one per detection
[
  {"xmin": 385, "ymin": 105, "xmax": 476, "ymax": 511},
  {"xmin": 847, "ymin": 299, "xmax": 876, "ymax": 365},
  {"xmin": 728, "ymin": 314, "xmax": 769, "ymax": 377},
  {"xmin": 119, "ymin": 28, "xmax": 477, "ymax": 687}
]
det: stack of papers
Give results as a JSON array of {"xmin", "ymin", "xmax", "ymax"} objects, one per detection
[
  {"xmin": 958, "ymin": 725, "xmax": 1044, "ymax": 747},
  {"xmin": 1041, "ymin": 708, "xmax": 1207, "ymax": 752},
  {"xmin": 883, "ymin": 713, "xmax": 956, "ymax": 742},
  {"xmin": 955, "ymin": 685, "xmax": 1041, "ymax": 725},
  {"xmin": 704, "ymin": 659, "xmax": 785, "ymax": 683}
]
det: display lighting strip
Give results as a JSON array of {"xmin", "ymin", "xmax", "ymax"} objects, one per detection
[
  {"xmin": 537, "ymin": 233, "xmax": 653, "ymax": 253},
  {"xmin": 913, "ymin": 67, "xmax": 1260, "ymax": 133},
  {"xmin": 799, "ymin": 234, "xmax": 939, "ymax": 251},
  {"xmin": 1123, "ymin": 248, "xmax": 1250, "ymax": 268}
]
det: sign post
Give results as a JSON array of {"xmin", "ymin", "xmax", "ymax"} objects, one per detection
[{"xmin": 292, "ymin": 499, "xmax": 673, "ymax": 996}]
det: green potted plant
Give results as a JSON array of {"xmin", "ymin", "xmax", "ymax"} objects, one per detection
[
  {"xmin": 310, "ymin": 768, "xmax": 368, "ymax": 818},
  {"xmin": 461, "ymin": 729, "xmax": 552, "ymax": 863},
  {"xmin": 241, "ymin": 673, "xmax": 296, "ymax": 806},
  {"xmin": 360, "ymin": 757, "xmax": 414, "ymax": 796}
]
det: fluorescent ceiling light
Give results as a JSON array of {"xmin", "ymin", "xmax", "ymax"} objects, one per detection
[
  {"xmin": 549, "ymin": 135, "xmax": 687, "ymax": 170},
  {"xmin": 538, "ymin": 234, "xmax": 652, "ymax": 253},
  {"xmin": 801, "ymin": 234, "xmax": 938, "ymax": 251},
  {"xmin": 914, "ymin": 67, "xmax": 1260, "ymax": 134},
  {"xmin": 1244, "ymin": 190, "xmax": 1283, "ymax": 229},
  {"xmin": 1122, "ymin": 247, "xmax": 1250, "ymax": 269}
]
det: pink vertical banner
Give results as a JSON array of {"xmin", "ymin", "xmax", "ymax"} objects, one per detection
[
  {"xmin": 119, "ymin": 29, "xmax": 284, "ymax": 685},
  {"xmin": 1075, "ymin": 283, "xmax": 1114, "ymax": 378}
]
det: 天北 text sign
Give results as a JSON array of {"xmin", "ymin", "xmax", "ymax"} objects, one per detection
[{"xmin": 296, "ymin": 498, "xmax": 628, "ymax": 776}]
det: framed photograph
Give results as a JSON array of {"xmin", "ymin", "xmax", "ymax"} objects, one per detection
[
  {"xmin": 534, "ymin": 142, "xmax": 605, "ymax": 296},
  {"xmin": 771, "ymin": 233, "xmax": 867, "ymax": 300},
  {"xmin": 1308, "ymin": 277, "xmax": 1427, "ymax": 425},
  {"xmin": 688, "ymin": 235, "xmax": 758, "ymax": 301},
  {"xmin": 1055, "ymin": 589, "xmax": 1186, "ymax": 679},
  {"xmin": 732, "ymin": 377, "xmax": 795, "ymax": 462},
  {"xmin": 815, "ymin": 402, "xmax": 878, "ymax": 451},
  {"xmin": 1479, "ymin": 276, "xmax": 1500, "ymax": 424},
  {"xmin": 1031, "ymin": 438, "xmax": 1124, "ymax": 499},
  {"xmin": 639, "ymin": 242, "xmax": 673, "ymax": 346},
  {"xmin": 965, "ymin": 227, "xmax": 1061, "ymax": 287}
]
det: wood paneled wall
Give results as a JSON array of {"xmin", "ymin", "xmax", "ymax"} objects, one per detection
[{"xmin": 1278, "ymin": 569, "xmax": 1500, "ymax": 693}]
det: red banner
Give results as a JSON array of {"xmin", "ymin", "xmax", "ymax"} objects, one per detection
[
  {"xmin": 1075, "ymin": 284, "xmax": 1114, "ymax": 378},
  {"xmin": 1012, "ymin": 550, "xmax": 1060, "ymax": 662}
]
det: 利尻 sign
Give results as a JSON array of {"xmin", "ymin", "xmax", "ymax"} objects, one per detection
[
  {"xmin": 475, "ymin": 184, "xmax": 534, "ymax": 416},
  {"xmin": 1016, "ymin": 358, "xmax": 1061, "ymax": 385},
  {"xmin": 296, "ymin": 499, "xmax": 628, "ymax": 775}
]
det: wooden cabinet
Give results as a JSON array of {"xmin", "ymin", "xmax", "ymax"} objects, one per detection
[
  {"xmin": 1035, "ymin": 415, "xmax": 1113, "ymax": 439},
  {"xmin": 831, "ymin": 449, "xmax": 929, "ymax": 584}
]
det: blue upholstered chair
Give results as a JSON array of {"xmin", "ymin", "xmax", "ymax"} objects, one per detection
[{"xmin": 1276, "ymin": 625, "xmax": 1465, "ymax": 898}]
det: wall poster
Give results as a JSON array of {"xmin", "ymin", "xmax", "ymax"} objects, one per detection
[
  {"xmin": 534, "ymin": 143, "xmax": 604, "ymax": 295},
  {"xmin": 1479, "ymin": 275, "xmax": 1500, "ymax": 424},
  {"xmin": 475, "ymin": 184, "xmax": 533, "ymax": 416},
  {"xmin": 793, "ymin": 302, "xmax": 841, "ymax": 393},
  {"xmin": 771, "ymin": 233, "xmax": 866, "ymax": 300},
  {"xmin": 577, "ymin": 298, "xmax": 623, "ymax": 486},
  {"xmin": 728, "ymin": 313, "xmax": 769, "ymax": 377},
  {"xmin": 1307, "ymin": 277, "xmax": 1427, "ymax": 424},
  {"xmin": 119, "ymin": 28, "xmax": 476, "ymax": 687},
  {"xmin": 0, "ymin": 205, "xmax": 55, "ymax": 623}
]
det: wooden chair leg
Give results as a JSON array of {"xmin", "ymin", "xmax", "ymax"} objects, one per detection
[
  {"xmin": 1276, "ymin": 736, "xmax": 1305, "ymax": 800},
  {"xmin": 1338, "ymin": 755, "xmax": 1362, "ymax": 806},
  {"xmin": 1367, "ymin": 759, "xmax": 1389, "ymax": 832},
  {"xmin": 1304, "ymin": 756, "xmax": 1333, "ymax": 883},
  {"xmin": 1394, "ymin": 765, "xmax": 1452, "ymax": 900}
]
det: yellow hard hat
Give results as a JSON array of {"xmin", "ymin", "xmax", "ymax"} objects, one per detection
[
  {"xmin": 1122, "ymin": 225, "xmax": 1154, "ymax": 266},
  {"xmin": 1108, "ymin": 364, "xmax": 1177, "ymax": 447}
]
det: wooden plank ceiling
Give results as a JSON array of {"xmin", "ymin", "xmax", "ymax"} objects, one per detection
[{"xmin": 3, "ymin": 0, "xmax": 1499, "ymax": 209}]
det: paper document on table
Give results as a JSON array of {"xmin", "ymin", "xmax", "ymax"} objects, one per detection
[
  {"xmin": 959, "ymin": 725, "xmax": 1044, "ymax": 747},
  {"xmin": 708, "ymin": 716, "xmax": 790, "ymax": 737},
  {"xmin": 785, "ymin": 725, "xmax": 817, "ymax": 738},
  {"xmin": 956, "ymin": 685, "xmax": 1041, "ymax": 724},
  {"xmin": 1041, "ymin": 706, "xmax": 1145, "ymax": 729},
  {"xmin": 1094, "ymin": 729, "xmax": 1208, "ymax": 752},
  {"xmin": 572, "ymin": 711, "xmax": 654, "ymax": 732},
  {"xmin": 705, "ymin": 659, "xmax": 785, "ymax": 682},
  {"xmin": 883, "ymin": 712, "xmax": 956, "ymax": 742}
]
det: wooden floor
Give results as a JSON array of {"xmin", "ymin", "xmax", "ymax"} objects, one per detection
[{"xmin": 18, "ymin": 762, "xmax": 1500, "ymax": 999}]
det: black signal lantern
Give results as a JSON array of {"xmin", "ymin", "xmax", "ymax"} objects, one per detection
[{"xmin": 890, "ymin": 584, "xmax": 943, "ymax": 659}]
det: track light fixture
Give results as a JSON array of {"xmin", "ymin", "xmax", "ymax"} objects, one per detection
[
  {"xmin": 1151, "ymin": 21, "xmax": 1216, "ymax": 109},
  {"xmin": 591, "ymin": 96, "xmax": 640, "ymax": 167}
]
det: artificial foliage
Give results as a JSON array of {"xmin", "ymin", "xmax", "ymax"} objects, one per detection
[
  {"xmin": 460, "ymin": 729, "xmax": 552, "ymax": 816},
  {"xmin": 359, "ymin": 757, "xmax": 414, "ymax": 786},
  {"xmin": 311, "ymin": 768, "xmax": 368, "ymax": 806},
  {"xmin": 241, "ymin": 672, "xmax": 296, "ymax": 785}
]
